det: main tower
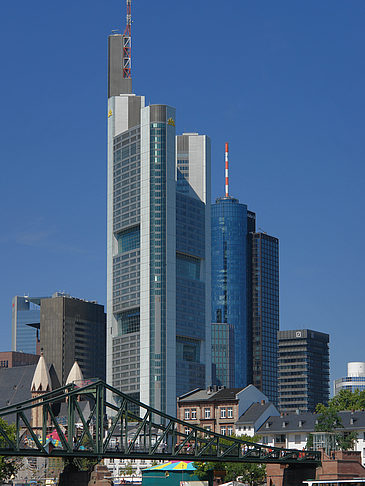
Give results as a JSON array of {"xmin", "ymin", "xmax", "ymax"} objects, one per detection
[{"xmin": 107, "ymin": 2, "xmax": 211, "ymax": 415}]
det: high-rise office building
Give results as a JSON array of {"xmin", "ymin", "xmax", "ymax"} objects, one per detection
[
  {"xmin": 12, "ymin": 296, "xmax": 48, "ymax": 354},
  {"xmin": 40, "ymin": 295, "xmax": 106, "ymax": 385},
  {"xmin": 278, "ymin": 329, "xmax": 330, "ymax": 412},
  {"xmin": 107, "ymin": 17, "xmax": 211, "ymax": 414},
  {"xmin": 211, "ymin": 145, "xmax": 279, "ymax": 400},
  {"xmin": 211, "ymin": 322, "xmax": 235, "ymax": 388},
  {"xmin": 250, "ymin": 232, "xmax": 279, "ymax": 405},
  {"xmin": 334, "ymin": 362, "xmax": 365, "ymax": 396},
  {"xmin": 211, "ymin": 197, "xmax": 253, "ymax": 388}
]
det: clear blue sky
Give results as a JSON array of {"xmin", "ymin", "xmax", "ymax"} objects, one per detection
[{"xmin": 1, "ymin": 0, "xmax": 364, "ymax": 390}]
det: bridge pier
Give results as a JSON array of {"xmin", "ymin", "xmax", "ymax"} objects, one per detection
[
  {"xmin": 58, "ymin": 462, "xmax": 90, "ymax": 486},
  {"xmin": 266, "ymin": 463, "xmax": 317, "ymax": 486}
]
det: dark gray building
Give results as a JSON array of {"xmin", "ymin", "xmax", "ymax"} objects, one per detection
[
  {"xmin": 250, "ymin": 232, "xmax": 279, "ymax": 406},
  {"xmin": 40, "ymin": 295, "xmax": 106, "ymax": 385},
  {"xmin": 278, "ymin": 329, "xmax": 329, "ymax": 413}
]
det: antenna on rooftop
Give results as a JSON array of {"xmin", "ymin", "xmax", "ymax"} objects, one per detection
[
  {"xmin": 122, "ymin": 0, "xmax": 132, "ymax": 79},
  {"xmin": 225, "ymin": 142, "xmax": 229, "ymax": 197}
]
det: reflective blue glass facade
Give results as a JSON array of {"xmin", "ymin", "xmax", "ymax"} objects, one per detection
[
  {"xmin": 251, "ymin": 233, "xmax": 279, "ymax": 405},
  {"xmin": 12, "ymin": 296, "xmax": 45, "ymax": 354},
  {"xmin": 211, "ymin": 197, "xmax": 250, "ymax": 388}
]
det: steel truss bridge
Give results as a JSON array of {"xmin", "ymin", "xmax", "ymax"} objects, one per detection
[{"xmin": 0, "ymin": 380, "xmax": 320, "ymax": 465}]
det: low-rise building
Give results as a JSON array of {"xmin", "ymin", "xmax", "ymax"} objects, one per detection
[
  {"xmin": 0, "ymin": 351, "xmax": 39, "ymax": 369},
  {"xmin": 177, "ymin": 384, "xmax": 269, "ymax": 435},
  {"xmin": 235, "ymin": 400, "xmax": 279, "ymax": 437},
  {"xmin": 257, "ymin": 411, "xmax": 365, "ymax": 465}
]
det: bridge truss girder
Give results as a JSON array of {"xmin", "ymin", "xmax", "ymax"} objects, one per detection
[{"xmin": 0, "ymin": 380, "xmax": 321, "ymax": 465}]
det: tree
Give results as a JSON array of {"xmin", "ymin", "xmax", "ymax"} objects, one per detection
[
  {"xmin": 194, "ymin": 434, "xmax": 266, "ymax": 485},
  {"xmin": 0, "ymin": 418, "xmax": 22, "ymax": 482},
  {"xmin": 312, "ymin": 390, "xmax": 364, "ymax": 452}
]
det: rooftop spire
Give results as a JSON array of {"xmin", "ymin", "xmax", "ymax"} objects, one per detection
[
  {"xmin": 225, "ymin": 142, "xmax": 229, "ymax": 197},
  {"xmin": 31, "ymin": 354, "xmax": 52, "ymax": 393},
  {"xmin": 66, "ymin": 361, "xmax": 84, "ymax": 385},
  {"xmin": 122, "ymin": 0, "xmax": 132, "ymax": 79}
]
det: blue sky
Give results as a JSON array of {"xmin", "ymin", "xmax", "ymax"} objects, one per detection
[{"xmin": 0, "ymin": 0, "xmax": 364, "ymax": 389}]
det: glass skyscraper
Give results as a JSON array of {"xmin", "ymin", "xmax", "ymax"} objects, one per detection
[
  {"xmin": 107, "ymin": 34, "xmax": 211, "ymax": 415},
  {"xmin": 211, "ymin": 197, "xmax": 253, "ymax": 388},
  {"xmin": 251, "ymin": 233, "xmax": 279, "ymax": 405},
  {"xmin": 12, "ymin": 295, "xmax": 46, "ymax": 355},
  {"xmin": 211, "ymin": 195, "xmax": 279, "ymax": 402}
]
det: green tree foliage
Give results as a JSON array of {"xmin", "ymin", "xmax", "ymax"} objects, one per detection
[
  {"xmin": 194, "ymin": 434, "xmax": 266, "ymax": 486},
  {"xmin": 0, "ymin": 418, "xmax": 22, "ymax": 482},
  {"xmin": 312, "ymin": 389, "xmax": 365, "ymax": 452}
]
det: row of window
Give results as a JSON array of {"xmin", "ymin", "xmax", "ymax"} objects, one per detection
[{"xmin": 184, "ymin": 407, "xmax": 233, "ymax": 420}]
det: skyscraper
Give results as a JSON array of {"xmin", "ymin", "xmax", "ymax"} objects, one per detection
[
  {"xmin": 12, "ymin": 295, "xmax": 47, "ymax": 355},
  {"xmin": 107, "ymin": 10, "xmax": 211, "ymax": 415},
  {"xmin": 250, "ymin": 232, "xmax": 279, "ymax": 405},
  {"xmin": 211, "ymin": 144, "xmax": 279, "ymax": 402},
  {"xmin": 278, "ymin": 329, "xmax": 330, "ymax": 412}
]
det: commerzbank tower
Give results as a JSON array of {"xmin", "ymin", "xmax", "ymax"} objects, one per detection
[{"xmin": 107, "ymin": 1, "xmax": 211, "ymax": 415}]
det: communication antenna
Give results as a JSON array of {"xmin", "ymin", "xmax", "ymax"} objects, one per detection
[
  {"xmin": 122, "ymin": 0, "xmax": 132, "ymax": 79},
  {"xmin": 225, "ymin": 142, "xmax": 229, "ymax": 197}
]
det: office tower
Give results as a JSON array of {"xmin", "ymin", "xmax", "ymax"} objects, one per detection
[
  {"xmin": 334, "ymin": 362, "xmax": 365, "ymax": 395},
  {"xmin": 40, "ymin": 295, "xmax": 106, "ymax": 385},
  {"xmin": 250, "ymin": 232, "xmax": 279, "ymax": 405},
  {"xmin": 211, "ymin": 322, "xmax": 235, "ymax": 388},
  {"xmin": 107, "ymin": 15, "xmax": 211, "ymax": 414},
  {"xmin": 278, "ymin": 329, "xmax": 330, "ymax": 412},
  {"xmin": 12, "ymin": 295, "xmax": 47, "ymax": 354},
  {"xmin": 211, "ymin": 196, "xmax": 253, "ymax": 388}
]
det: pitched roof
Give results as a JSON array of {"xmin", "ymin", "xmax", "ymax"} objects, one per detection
[
  {"xmin": 31, "ymin": 355, "xmax": 51, "ymax": 392},
  {"xmin": 66, "ymin": 361, "xmax": 84, "ymax": 384},
  {"xmin": 178, "ymin": 387, "xmax": 244, "ymax": 403},
  {"xmin": 236, "ymin": 402, "xmax": 272, "ymax": 424},
  {"xmin": 0, "ymin": 365, "xmax": 36, "ymax": 423},
  {"xmin": 258, "ymin": 410, "xmax": 365, "ymax": 434}
]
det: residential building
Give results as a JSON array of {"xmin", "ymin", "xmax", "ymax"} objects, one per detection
[
  {"xmin": 278, "ymin": 329, "xmax": 330, "ymax": 413},
  {"xmin": 176, "ymin": 384, "xmax": 268, "ymax": 435},
  {"xmin": 107, "ymin": 31, "xmax": 211, "ymax": 415},
  {"xmin": 40, "ymin": 295, "xmax": 106, "ymax": 385},
  {"xmin": 334, "ymin": 362, "xmax": 365, "ymax": 395},
  {"xmin": 0, "ymin": 351, "xmax": 39, "ymax": 369},
  {"xmin": 257, "ymin": 410, "xmax": 365, "ymax": 466},
  {"xmin": 250, "ymin": 232, "xmax": 279, "ymax": 405},
  {"xmin": 12, "ymin": 295, "xmax": 48, "ymax": 354},
  {"xmin": 211, "ymin": 322, "xmax": 235, "ymax": 388},
  {"xmin": 235, "ymin": 400, "xmax": 279, "ymax": 437}
]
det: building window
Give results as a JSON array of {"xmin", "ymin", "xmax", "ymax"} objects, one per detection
[
  {"xmin": 227, "ymin": 426, "xmax": 233, "ymax": 436},
  {"xmin": 191, "ymin": 409, "xmax": 196, "ymax": 419},
  {"xmin": 262, "ymin": 436, "xmax": 269, "ymax": 444},
  {"xmin": 294, "ymin": 434, "xmax": 301, "ymax": 444},
  {"xmin": 227, "ymin": 407, "xmax": 233, "ymax": 418},
  {"xmin": 185, "ymin": 427, "xmax": 190, "ymax": 435},
  {"xmin": 204, "ymin": 408, "xmax": 211, "ymax": 419},
  {"xmin": 205, "ymin": 426, "xmax": 211, "ymax": 432},
  {"xmin": 221, "ymin": 427, "xmax": 226, "ymax": 435},
  {"xmin": 184, "ymin": 409, "xmax": 190, "ymax": 420},
  {"xmin": 220, "ymin": 408, "xmax": 226, "ymax": 418}
]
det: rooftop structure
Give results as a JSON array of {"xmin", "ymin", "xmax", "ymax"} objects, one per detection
[{"xmin": 334, "ymin": 362, "xmax": 365, "ymax": 396}]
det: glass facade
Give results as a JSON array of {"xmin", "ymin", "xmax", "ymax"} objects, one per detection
[
  {"xmin": 211, "ymin": 197, "xmax": 250, "ymax": 388},
  {"xmin": 212, "ymin": 322, "xmax": 235, "ymax": 388},
  {"xmin": 12, "ymin": 296, "xmax": 45, "ymax": 354},
  {"xmin": 251, "ymin": 233, "xmax": 279, "ymax": 405}
]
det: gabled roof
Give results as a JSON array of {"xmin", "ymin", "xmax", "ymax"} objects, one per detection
[
  {"xmin": 31, "ymin": 355, "xmax": 52, "ymax": 392},
  {"xmin": 236, "ymin": 402, "xmax": 272, "ymax": 424}
]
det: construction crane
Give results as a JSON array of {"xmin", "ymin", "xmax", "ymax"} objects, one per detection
[{"xmin": 122, "ymin": 0, "xmax": 132, "ymax": 79}]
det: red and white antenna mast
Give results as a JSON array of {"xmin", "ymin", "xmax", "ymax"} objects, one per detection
[
  {"xmin": 225, "ymin": 142, "xmax": 229, "ymax": 197},
  {"xmin": 122, "ymin": 0, "xmax": 132, "ymax": 79}
]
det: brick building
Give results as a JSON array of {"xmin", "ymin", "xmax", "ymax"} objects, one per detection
[
  {"xmin": 0, "ymin": 351, "xmax": 39, "ymax": 369},
  {"xmin": 177, "ymin": 384, "xmax": 269, "ymax": 435}
]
